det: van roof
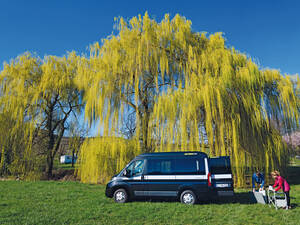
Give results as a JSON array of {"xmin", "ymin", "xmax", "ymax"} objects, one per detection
[{"xmin": 137, "ymin": 151, "xmax": 208, "ymax": 158}]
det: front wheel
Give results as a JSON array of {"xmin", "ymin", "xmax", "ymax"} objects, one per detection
[
  {"xmin": 180, "ymin": 190, "xmax": 197, "ymax": 205},
  {"xmin": 113, "ymin": 188, "xmax": 128, "ymax": 203}
]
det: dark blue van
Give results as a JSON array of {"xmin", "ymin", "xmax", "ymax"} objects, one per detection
[{"xmin": 105, "ymin": 152, "xmax": 233, "ymax": 204}]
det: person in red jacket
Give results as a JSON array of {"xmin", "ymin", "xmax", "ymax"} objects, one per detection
[{"xmin": 272, "ymin": 171, "xmax": 291, "ymax": 209}]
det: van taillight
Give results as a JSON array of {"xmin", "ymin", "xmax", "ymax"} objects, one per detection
[{"xmin": 207, "ymin": 172, "xmax": 212, "ymax": 186}]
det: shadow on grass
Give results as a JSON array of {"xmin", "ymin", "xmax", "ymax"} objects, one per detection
[
  {"xmin": 132, "ymin": 192, "xmax": 260, "ymax": 205},
  {"xmin": 287, "ymin": 166, "xmax": 300, "ymax": 185},
  {"xmin": 202, "ymin": 192, "xmax": 259, "ymax": 205}
]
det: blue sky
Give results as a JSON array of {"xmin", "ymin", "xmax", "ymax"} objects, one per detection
[
  {"xmin": 1, "ymin": 0, "xmax": 300, "ymax": 75},
  {"xmin": 1, "ymin": 0, "xmax": 299, "ymax": 135}
]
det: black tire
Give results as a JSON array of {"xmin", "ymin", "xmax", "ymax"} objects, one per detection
[
  {"xmin": 180, "ymin": 190, "xmax": 197, "ymax": 205},
  {"xmin": 113, "ymin": 188, "xmax": 128, "ymax": 203}
]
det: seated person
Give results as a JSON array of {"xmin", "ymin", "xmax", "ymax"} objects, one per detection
[{"xmin": 252, "ymin": 170, "xmax": 264, "ymax": 192}]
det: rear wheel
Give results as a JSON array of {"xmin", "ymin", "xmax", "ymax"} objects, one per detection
[
  {"xmin": 180, "ymin": 190, "xmax": 197, "ymax": 205},
  {"xmin": 113, "ymin": 188, "xmax": 128, "ymax": 203}
]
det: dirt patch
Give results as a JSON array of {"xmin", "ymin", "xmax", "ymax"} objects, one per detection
[{"xmin": 52, "ymin": 169, "xmax": 78, "ymax": 181}]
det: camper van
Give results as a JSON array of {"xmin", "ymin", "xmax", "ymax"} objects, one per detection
[{"xmin": 105, "ymin": 152, "xmax": 233, "ymax": 204}]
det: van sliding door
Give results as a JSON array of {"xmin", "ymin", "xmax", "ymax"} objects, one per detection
[{"xmin": 143, "ymin": 158, "xmax": 178, "ymax": 197}]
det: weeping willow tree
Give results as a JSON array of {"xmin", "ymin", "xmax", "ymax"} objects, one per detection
[
  {"xmin": 0, "ymin": 111, "xmax": 46, "ymax": 179},
  {"xmin": 153, "ymin": 66, "xmax": 298, "ymax": 186},
  {"xmin": 77, "ymin": 13, "xmax": 299, "ymax": 186},
  {"xmin": 77, "ymin": 137, "xmax": 138, "ymax": 183},
  {"xmin": 0, "ymin": 111, "xmax": 28, "ymax": 176},
  {"xmin": 0, "ymin": 52, "xmax": 82, "ymax": 178}
]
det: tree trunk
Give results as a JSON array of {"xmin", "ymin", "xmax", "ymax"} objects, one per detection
[
  {"xmin": 143, "ymin": 113, "xmax": 150, "ymax": 152},
  {"xmin": 46, "ymin": 102, "xmax": 55, "ymax": 179},
  {"xmin": 47, "ymin": 155, "xmax": 54, "ymax": 178},
  {"xmin": 46, "ymin": 134, "xmax": 55, "ymax": 179},
  {"xmin": 71, "ymin": 149, "xmax": 75, "ymax": 168},
  {"xmin": 140, "ymin": 108, "xmax": 151, "ymax": 152}
]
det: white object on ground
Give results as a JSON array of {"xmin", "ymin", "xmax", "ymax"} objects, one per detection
[
  {"xmin": 259, "ymin": 190, "xmax": 266, "ymax": 196},
  {"xmin": 253, "ymin": 191, "xmax": 267, "ymax": 204}
]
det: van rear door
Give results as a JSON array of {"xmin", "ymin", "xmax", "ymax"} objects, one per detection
[{"xmin": 209, "ymin": 156, "xmax": 234, "ymax": 196}]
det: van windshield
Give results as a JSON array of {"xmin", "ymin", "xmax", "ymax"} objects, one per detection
[{"xmin": 209, "ymin": 157, "xmax": 231, "ymax": 174}]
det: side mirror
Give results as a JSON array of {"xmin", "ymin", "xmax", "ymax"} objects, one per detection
[{"xmin": 123, "ymin": 169, "xmax": 130, "ymax": 177}]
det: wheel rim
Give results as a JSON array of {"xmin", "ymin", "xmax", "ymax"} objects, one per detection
[
  {"xmin": 116, "ymin": 191, "xmax": 125, "ymax": 202},
  {"xmin": 183, "ymin": 193, "xmax": 194, "ymax": 204}
]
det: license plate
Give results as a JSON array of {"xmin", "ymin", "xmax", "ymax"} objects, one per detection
[{"xmin": 216, "ymin": 183, "xmax": 229, "ymax": 188}]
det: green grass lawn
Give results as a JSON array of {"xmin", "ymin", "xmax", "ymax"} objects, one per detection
[
  {"xmin": 1, "ymin": 160, "xmax": 299, "ymax": 225},
  {"xmin": 53, "ymin": 159, "xmax": 76, "ymax": 171},
  {"xmin": 290, "ymin": 157, "xmax": 300, "ymax": 166},
  {"xmin": 1, "ymin": 181, "xmax": 300, "ymax": 225}
]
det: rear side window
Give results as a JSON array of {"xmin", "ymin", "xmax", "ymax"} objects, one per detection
[
  {"xmin": 197, "ymin": 158, "xmax": 206, "ymax": 175},
  {"xmin": 209, "ymin": 157, "xmax": 231, "ymax": 174},
  {"xmin": 175, "ymin": 158, "xmax": 205, "ymax": 175}
]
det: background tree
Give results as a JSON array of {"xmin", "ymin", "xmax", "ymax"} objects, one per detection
[
  {"xmin": 76, "ymin": 13, "xmax": 199, "ymax": 182},
  {"xmin": 77, "ymin": 13, "xmax": 299, "ymax": 186},
  {"xmin": 0, "ymin": 112, "xmax": 25, "ymax": 176},
  {"xmin": 0, "ymin": 52, "xmax": 83, "ymax": 178},
  {"xmin": 67, "ymin": 119, "xmax": 89, "ymax": 168},
  {"xmin": 77, "ymin": 13, "xmax": 199, "ymax": 151},
  {"xmin": 283, "ymin": 131, "xmax": 300, "ymax": 155}
]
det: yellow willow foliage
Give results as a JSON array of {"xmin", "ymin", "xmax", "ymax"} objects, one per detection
[
  {"xmin": 153, "ymin": 55, "xmax": 299, "ymax": 186},
  {"xmin": 77, "ymin": 13, "xmax": 299, "ymax": 186},
  {"xmin": 76, "ymin": 13, "xmax": 197, "ymax": 135},
  {"xmin": 0, "ymin": 112, "xmax": 24, "ymax": 175},
  {"xmin": 0, "ymin": 110, "xmax": 42, "ymax": 178},
  {"xmin": 77, "ymin": 137, "xmax": 139, "ymax": 183},
  {"xmin": 0, "ymin": 52, "xmax": 81, "ymax": 177},
  {"xmin": 0, "ymin": 52, "xmax": 80, "ymax": 123}
]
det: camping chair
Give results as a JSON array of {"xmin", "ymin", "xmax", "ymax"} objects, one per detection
[{"xmin": 267, "ymin": 186, "xmax": 288, "ymax": 210}]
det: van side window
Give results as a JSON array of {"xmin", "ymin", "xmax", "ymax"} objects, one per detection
[
  {"xmin": 197, "ymin": 159, "xmax": 206, "ymax": 175},
  {"xmin": 132, "ymin": 160, "xmax": 144, "ymax": 176},
  {"xmin": 146, "ymin": 159, "xmax": 175, "ymax": 175},
  {"xmin": 175, "ymin": 158, "xmax": 205, "ymax": 175},
  {"xmin": 124, "ymin": 160, "xmax": 144, "ymax": 177}
]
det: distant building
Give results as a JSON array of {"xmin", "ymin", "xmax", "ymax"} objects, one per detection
[
  {"xmin": 58, "ymin": 137, "xmax": 85, "ymax": 156},
  {"xmin": 60, "ymin": 155, "xmax": 77, "ymax": 164}
]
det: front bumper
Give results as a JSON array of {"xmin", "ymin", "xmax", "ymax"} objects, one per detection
[{"xmin": 105, "ymin": 182, "xmax": 114, "ymax": 198}]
